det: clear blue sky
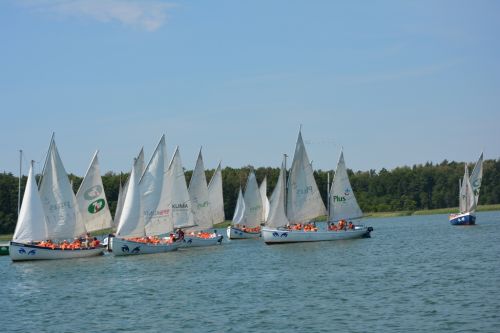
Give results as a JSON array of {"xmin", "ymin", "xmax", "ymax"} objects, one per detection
[{"xmin": 1, "ymin": 0, "xmax": 499, "ymax": 176}]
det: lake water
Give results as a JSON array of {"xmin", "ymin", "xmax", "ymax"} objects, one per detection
[{"xmin": 1, "ymin": 211, "xmax": 499, "ymax": 332}]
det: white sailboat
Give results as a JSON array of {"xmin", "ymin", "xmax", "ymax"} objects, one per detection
[
  {"xmin": 227, "ymin": 170, "xmax": 263, "ymax": 239},
  {"xmin": 75, "ymin": 151, "xmax": 113, "ymax": 233},
  {"xmin": 259, "ymin": 176, "xmax": 270, "ymax": 222},
  {"xmin": 449, "ymin": 153, "xmax": 483, "ymax": 225},
  {"xmin": 262, "ymin": 131, "xmax": 373, "ymax": 244},
  {"xmin": 208, "ymin": 162, "xmax": 225, "ymax": 224},
  {"xmin": 183, "ymin": 149, "xmax": 223, "ymax": 247},
  {"xmin": 112, "ymin": 136, "xmax": 180, "ymax": 256},
  {"xmin": 10, "ymin": 136, "xmax": 103, "ymax": 261}
]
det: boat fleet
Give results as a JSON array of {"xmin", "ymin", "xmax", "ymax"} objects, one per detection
[{"xmin": 7, "ymin": 129, "xmax": 484, "ymax": 261}]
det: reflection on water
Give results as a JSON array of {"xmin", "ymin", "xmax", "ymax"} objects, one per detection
[{"xmin": 1, "ymin": 211, "xmax": 499, "ymax": 332}]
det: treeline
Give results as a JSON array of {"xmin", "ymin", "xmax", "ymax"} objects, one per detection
[{"xmin": 1, "ymin": 159, "xmax": 499, "ymax": 234}]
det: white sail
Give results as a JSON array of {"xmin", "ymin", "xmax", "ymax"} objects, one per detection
[
  {"xmin": 188, "ymin": 150, "xmax": 213, "ymax": 231},
  {"xmin": 458, "ymin": 178, "xmax": 465, "ymax": 213},
  {"xmin": 329, "ymin": 150, "xmax": 363, "ymax": 221},
  {"xmin": 231, "ymin": 187, "xmax": 245, "ymax": 225},
  {"xmin": 166, "ymin": 147, "xmax": 195, "ymax": 229},
  {"xmin": 259, "ymin": 176, "xmax": 270, "ymax": 221},
  {"xmin": 114, "ymin": 147, "xmax": 144, "ymax": 227},
  {"xmin": 469, "ymin": 152, "xmax": 483, "ymax": 207},
  {"xmin": 459, "ymin": 164, "xmax": 475, "ymax": 213},
  {"xmin": 266, "ymin": 160, "xmax": 290, "ymax": 228},
  {"xmin": 140, "ymin": 135, "xmax": 172, "ymax": 236},
  {"xmin": 75, "ymin": 151, "xmax": 113, "ymax": 232},
  {"xmin": 241, "ymin": 170, "xmax": 263, "ymax": 228},
  {"xmin": 113, "ymin": 182, "xmax": 124, "ymax": 229},
  {"xmin": 116, "ymin": 157, "xmax": 145, "ymax": 238},
  {"xmin": 286, "ymin": 131, "xmax": 326, "ymax": 224},
  {"xmin": 39, "ymin": 136, "xmax": 87, "ymax": 240},
  {"xmin": 13, "ymin": 162, "xmax": 49, "ymax": 243},
  {"xmin": 208, "ymin": 162, "xmax": 225, "ymax": 223}
]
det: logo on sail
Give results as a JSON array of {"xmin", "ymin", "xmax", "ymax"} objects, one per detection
[
  {"xmin": 88, "ymin": 199, "xmax": 106, "ymax": 214},
  {"xmin": 49, "ymin": 201, "xmax": 72, "ymax": 211},
  {"xmin": 84, "ymin": 185, "xmax": 103, "ymax": 200},
  {"xmin": 197, "ymin": 201, "xmax": 209, "ymax": 208},
  {"xmin": 173, "ymin": 203, "xmax": 188, "ymax": 209},
  {"xmin": 144, "ymin": 209, "xmax": 170, "ymax": 218},
  {"xmin": 332, "ymin": 195, "xmax": 347, "ymax": 202},
  {"xmin": 249, "ymin": 205, "xmax": 262, "ymax": 212},
  {"xmin": 296, "ymin": 186, "xmax": 313, "ymax": 195}
]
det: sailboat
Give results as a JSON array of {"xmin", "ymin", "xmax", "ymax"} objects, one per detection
[
  {"xmin": 10, "ymin": 136, "xmax": 103, "ymax": 261},
  {"xmin": 227, "ymin": 170, "xmax": 263, "ymax": 239},
  {"xmin": 75, "ymin": 151, "xmax": 113, "ymax": 233},
  {"xmin": 183, "ymin": 150, "xmax": 224, "ymax": 247},
  {"xmin": 262, "ymin": 130, "xmax": 373, "ymax": 244},
  {"xmin": 449, "ymin": 153, "xmax": 483, "ymax": 225},
  {"xmin": 207, "ymin": 161, "xmax": 225, "ymax": 224},
  {"xmin": 112, "ymin": 136, "xmax": 180, "ymax": 256}
]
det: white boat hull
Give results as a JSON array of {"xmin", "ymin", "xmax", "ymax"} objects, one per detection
[
  {"xmin": 9, "ymin": 241, "xmax": 103, "ymax": 261},
  {"xmin": 111, "ymin": 237, "xmax": 180, "ymax": 256},
  {"xmin": 180, "ymin": 234, "xmax": 224, "ymax": 248},
  {"xmin": 227, "ymin": 226, "xmax": 261, "ymax": 239},
  {"xmin": 261, "ymin": 226, "xmax": 373, "ymax": 244}
]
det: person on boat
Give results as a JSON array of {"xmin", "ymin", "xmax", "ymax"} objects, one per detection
[
  {"xmin": 91, "ymin": 237, "xmax": 100, "ymax": 247},
  {"xmin": 348, "ymin": 221, "xmax": 355, "ymax": 230},
  {"xmin": 176, "ymin": 228, "xmax": 185, "ymax": 241},
  {"xmin": 83, "ymin": 232, "xmax": 92, "ymax": 248}
]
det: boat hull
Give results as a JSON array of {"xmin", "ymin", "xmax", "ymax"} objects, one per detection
[
  {"xmin": 227, "ymin": 226, "xmax": 261, "ymax": 239},
  {"xmin": 111, "ymin": 237, "xmax": 180, "ymax": 256},
  {"xmin": 9, "ymin": 242, "xmax": 103, "ymax": 261},
  {"xmin": 449, "ymin": 212, "xmax": 476, "ymax": 225},
  {"xmin": 180, "ymin": 234, "xmax": 224, "ymax": 248},
  {"xmin": 262, "ymin": 226, "xmax": 373, "ymax": 244}
]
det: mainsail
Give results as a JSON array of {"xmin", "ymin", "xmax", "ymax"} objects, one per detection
[
  {"xmin": 259, "ymin": 176, "xmax": 270, "ymax": 222},
  {"xmin": 329, "ymin": 150, "xmax": 363, "ymax": 221},
  {"xmin": 75, "ymin": 151, "xmax": 113, "ymax": 232},
  {"xmin": 140, "ymin": 135, "xmax": 172, "ymax": 236},
  {"xmin": 208, "ymin": 162, "xmax": 225, "ymax": 224},
  {"xmin": 286, "ymin": 131, "xmax": 326, "ymax": 224},
  {"xmin": 116, "ymin": 157, "xmax": 145, "ymax": 238},
  {"xmin": 39, "ymin": 136, "xmax": 87, "ymax": 240},
  {"xmin": 469, "ymin": 152, "xmax": 483, "ymax": 207},
  {"xmin": 231, "ymin": 187, "xmax": 245, "ymax": 225},
  {"xmin": 12, "ymin": 162, "xmax": 48, "ymax": 243},
  {"xmin": 265, "ymin": 159, "xmax": 289, "ymax": 228},
  {"xmin": 114, "ymin": 148, "xmax": 144, "ymax": 227},
  {"xmin": 241, "ymin": 170, "xmax": 263, "ymax": 228},
  {"xmin": 166, "ymin": 147, "xmax": 195, "ymax": 229},
  {"xmin": 188, "ymin": 149, "xmax": 213, "ymax": 231},
  {"xmin": 459, "ymin": 164, "xmax": 475, "ymax": 213}
]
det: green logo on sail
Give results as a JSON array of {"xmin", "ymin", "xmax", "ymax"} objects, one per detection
[
  {"xmin": 88, "ymin": 199, "xmax": 105, "ymax": 214},
  {"xmin": 197, "ymin": 201, "xmax": 209, "ymax": 208},
  {"xmin": 84, "ymin": 185, "xmax": 103, "ymax": 200},
  {"xmin": 332, "ymin": 195, "xmax": 346, "ymax": 202}
]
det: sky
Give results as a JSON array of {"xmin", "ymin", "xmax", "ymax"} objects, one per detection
[{"xmin": 1, "ymin": 0, "xmax": 499, "ymax": 176}]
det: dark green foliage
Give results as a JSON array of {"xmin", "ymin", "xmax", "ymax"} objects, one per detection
[{"xmin": 1, "ymin": 159, "xmax": 499, "ymax": 234}]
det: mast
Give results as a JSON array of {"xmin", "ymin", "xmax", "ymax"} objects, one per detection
[
  {"xmin": 327, "ymin": 171, "xmax": 330, "ymax": 219},
  {"xmin": 18, "ymin": 149, "xmax": 22, "ymax": 216},
  {"xmin": 283, "ymin": 153, "xmax": 288, "ymax": 217}
]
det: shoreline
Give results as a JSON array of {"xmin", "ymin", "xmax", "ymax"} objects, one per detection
[{"xmin": 2, "ymin": 204, "xmax": 499, "ymax": 241}]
